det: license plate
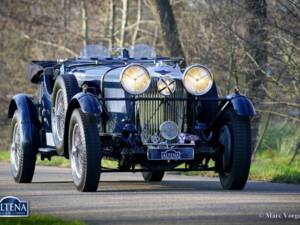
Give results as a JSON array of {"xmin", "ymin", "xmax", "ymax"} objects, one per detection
[{"xmin": 147, "ymin": 147, "xmax": 194, "ymax": 160}]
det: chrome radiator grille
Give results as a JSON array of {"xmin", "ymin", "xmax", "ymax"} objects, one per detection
[{"xmin": 138, "ymin": 79, "xmax": 187, "ymax": 143}]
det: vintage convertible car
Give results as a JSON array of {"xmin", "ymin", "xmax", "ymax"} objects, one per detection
[{"xmin": 8, "ymin": 44, "xmax": 255, "ymax": 192}]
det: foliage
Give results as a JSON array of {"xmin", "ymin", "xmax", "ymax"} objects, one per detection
[
  {"xmin": 0, "ymin": 214, "xmax": 86, "ymax": 225},
  {"xmin": 259, "ymin": 122, "xmax": 300, "ymax": 154},
  {"xmin": 0, "ymin": 1, "xmax": 299, "ymax": 150}
]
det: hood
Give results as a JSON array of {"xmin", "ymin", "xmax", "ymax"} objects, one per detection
[{"xmin": 69, "ymin": 63, "xmax": 183, "ymax": 86}]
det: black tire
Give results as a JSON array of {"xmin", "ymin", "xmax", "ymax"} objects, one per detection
[
  {"xmin": 217, "ymin": 107, "xmax": 252, "ymax": 190},
  {"xmin": 142, "ymin": 171, "xmax": 165, "ymax": 182},
  {"xmin": 199, "ymin": 82, "xmax": 219, "ymax": 124},
  {"xmin": 51, "ymin": 75, "xmax": 79, "ymax": 154},
  {"xmin": 10, "ymin": 111, "xmax": 36, "ymax": 183},
  {"xmin": 68, "ymin": 109, "xmax": 101, "ymax": 192}
]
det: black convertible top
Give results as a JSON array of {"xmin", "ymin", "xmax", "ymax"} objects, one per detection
[{"xmin": 27, "ymin": 60, "xmax": 58, "ymax": 83}]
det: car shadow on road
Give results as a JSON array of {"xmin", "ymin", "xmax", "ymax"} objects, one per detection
[
  {"xmin": 96, "ymin": 180, "xmax": 299, "ymax": 193},
  {"xmin": 31, "ymin": 179, "xmax": 300, "ymax": 193},
  {"xmin": 31, "ymin": 179, "xmax": 222, "ymax": 192},
  {"xmin": 98, "ymin": 180, "xmax": 222, "ymax": 193}
]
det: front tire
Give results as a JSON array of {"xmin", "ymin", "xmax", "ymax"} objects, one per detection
[
  {"xmin": 68, "ymin": 109, "xmax": 101, "ymax": 192},
  {"xmin": 10, "ymin": 111, "xmax": 36, "ymax": 183},
  {"xmin": 217, "ymin": 107, "xmax": 252, "ymax": 190},
  {"xmin": 142, "ymin": 171, "xmax": 165, "ymax": 182}
]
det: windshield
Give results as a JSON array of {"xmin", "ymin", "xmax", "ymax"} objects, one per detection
[
  {"xmin": 128, "ymin": 44, "xmax": 156, "ymax": 58},
  {"xmin": 80, "ymin": 44, "xmax": 110, "ymax": 59},
  {"xmin": 79, "ymin": 44, "xmax": 156, "ymax": 59}
]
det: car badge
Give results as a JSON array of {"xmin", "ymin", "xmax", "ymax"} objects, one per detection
[
  {"xmin": 155, "ymin": 69, "xmax": 170, "ymax": 75},
  {"xmin": 157, "ymin": 76, "xmax": 176, "ymax": 96}
]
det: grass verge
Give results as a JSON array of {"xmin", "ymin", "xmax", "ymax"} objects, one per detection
[
  {"xmin": 0, "ymin": 150, "xmax": 117, "ymax": 168},
  {"xmin": 0, "ymin": 214, "xmax": 86, "ymax": 225},
  {"xmin": 249, "ymin": 150, "xmax": 300, "ymax": 184},
  {"xmin": 175, "ymin": 150, "xmax": 300, "ymax": 184}
]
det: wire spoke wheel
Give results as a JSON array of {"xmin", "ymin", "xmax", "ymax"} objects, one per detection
[
  {"xmin": 10, "ymin": 122, "xmax": 21, "ymax": 175},
  {"xmin": 70, "ymin": 123, "xmax": 84, "ymax": 180},
  {"xmin": 54, "ymin": 89, "xmax": 65, "ymax": 141},
  {"xmin": 9, "ymin": 110, "xmax": 36, "ymax": 183},
  {"xmin": 68, "ymin": 109, "xmax": 101, "ymax": 192}
]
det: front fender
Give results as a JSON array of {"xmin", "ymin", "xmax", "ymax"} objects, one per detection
[
  {"xmin": 64, "ymin": 92, "xmax": 102, "ymax": 157},
  {"xmin": 226, "ymin": 93, "xmax": 256, "ymax": 116},
  {"xmin": 69, "ymin": 92, "xmax": 101, "ymax": 114},
  {"xmin": 7, "ymin": 94, "xmax": 40, "ymax": 150}
]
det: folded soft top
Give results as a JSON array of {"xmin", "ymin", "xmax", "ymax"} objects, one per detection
[{"xmin": 27, "ymin": 60, "xmax": 58, "ymax": 83}]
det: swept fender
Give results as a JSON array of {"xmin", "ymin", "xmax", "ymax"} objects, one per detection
[
  {"xmin": 7, "ymin": 94, "xmax": 40, "ymax": 150},
  {"xmin": 64, "ymin": 92, "xmax": 102, "ymax": 157},
  {"xmin": 68, "ymin": 92, "xmax": 101, "ymax": 114},
  {"xmin": 226, "ymin": 93, "xmax": 256, "ymax": 116}
]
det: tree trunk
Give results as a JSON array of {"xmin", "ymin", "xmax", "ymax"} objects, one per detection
[
  {"xmin": 149, "ymin": 0, "xmax": 185, "ymax": 63},
  {"xmin": 81, "ymin": 0, "xmax": 88, "ymax": 47},
  {"xmin": 109, "ymin": 0, "xmax": 116, "ymax": 51},
  {"xmin": 131, "ymin": 0, "xmax": 141, "ymax": 46},
  {"xmin": 120, "ymin": 0, "xmax": 128, "ymax": 48},
  {"xmin": 246, "ymin": 0, "xmax": 268, "ymax": 152},
  {"xmin": 63, "ymin": 0, "xmax": 70, "ymax": 48},
  {"xmin": 289, "ymin": 142, "xmax": 300, "ymax": 165}
]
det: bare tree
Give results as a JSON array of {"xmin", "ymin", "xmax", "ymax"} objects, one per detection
[
  {"xmin": 246, "ymin": 0, "xmax": 268, "ymax": 151},
  {"xmin": 120, "ymin": 0, "xmax": 128, "ymax": 47},
  {"xmin": 81, "ymin": 0, "xmax": 89, "ymax": 47},
  {"xmin": 131, "ymin": 0, "xmax": 141, "ymax": 46},
  {"xmin": 0, "ymin": 0, "xmax": 299, "ymax": 154},
  {"xmin": 149, "ymin": 0, "xmax": 185, "ymax": 63},
  {"xmin": 109, "ymin": 0, "xmax": 116, "ymax": 50}
]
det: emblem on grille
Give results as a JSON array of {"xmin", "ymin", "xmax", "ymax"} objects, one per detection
[
  {"xmin": 157, "ymin": 76, "xmax": 176, "ymax": 96},
  {"xmin": 159, "ymin": 120, "xmax": 179, "ymax": 140}
]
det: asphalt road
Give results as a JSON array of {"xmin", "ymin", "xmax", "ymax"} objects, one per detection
[{"xmin": 0, "ymin": 162, "xmax": 299, "ymax": 225}]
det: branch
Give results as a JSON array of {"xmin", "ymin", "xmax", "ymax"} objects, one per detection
[
  {"xmin": 289, "ymin": 142, "xmax": 300, "ymax": 165},
  {"xmin": 245, "ymin": 51, "xmax": 268, "ymax": 76},
  {"xmin": 261, "ymin": 101, "xmax": 300, "ymax": 108},
  {"xmin": 18, "ymin": 30, "xmax": 78, "ymax": 57},
  {"xmin": 132, "ymin": 0, "xmax": 142, "ymax": 46},
  {"xmin": 252, "ymin": 112, "xmax": 271, "ymax": 161},
  {"xmin": 256, "ymin": 109, "xmax": 300, "ymax": 122}
]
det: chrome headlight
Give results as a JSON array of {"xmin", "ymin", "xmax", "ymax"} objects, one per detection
[
  {"xmin": 120, "ymin": 64, "xmax": 151, "ymax": 95},
  {"xmin": 157, "ymin": 76, "xmax": 176, "ymax": 96},
  {"xmin": 182, "ymin": 65, "xmax": 213, "ymax": 95}
]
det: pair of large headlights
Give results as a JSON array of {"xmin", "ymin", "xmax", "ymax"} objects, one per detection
[{"xmin": 120, "ymin": 64, "xmax": 213, "ymax": 96}]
